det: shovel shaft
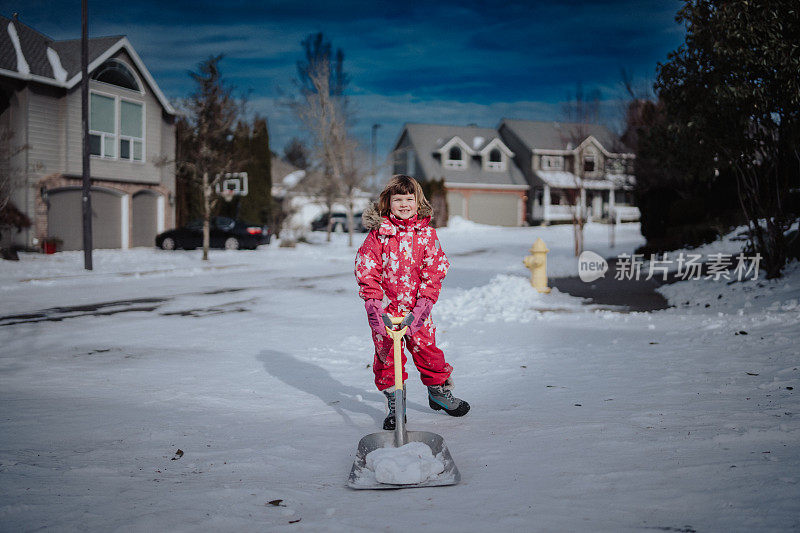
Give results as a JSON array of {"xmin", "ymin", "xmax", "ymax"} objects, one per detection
[
  {"xmin": 386, "ymin": 315, "xmax": 408, "ymax": 446},
  {"xmin": 394, "ymin": 388, "xmax": 407, "ymax": 446},
  {"xmin": 385, "ymin": 317, "xmax": 407, "ymax": 391}
]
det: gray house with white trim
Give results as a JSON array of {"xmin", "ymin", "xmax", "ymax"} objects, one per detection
[
  {"xmin": 392, "ymin": 123, "xmax": 529, "ymax": 226},
  {"xmin": 498, "ymin": 119, "xmax": 639, "ymax": 224},
  {"xmin": 0, "ymin": 14, "xmax": 176, "ymax": 251}
]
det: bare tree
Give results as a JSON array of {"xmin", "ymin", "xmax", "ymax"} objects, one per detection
[
  {"xmin": 177, "ymin": 55, "xmax": 242, "ymax": 260},
  {"xmin": 561, "ymin": 84, "xmax": 601, "ymax": 256},
  {"xmin": 288, "ymin": 33, "xmax": 366, "ymax": 245}
]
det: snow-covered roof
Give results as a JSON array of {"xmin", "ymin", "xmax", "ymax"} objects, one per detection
[
  {"xmin": 535, "ymin": 171, "xmax": 580, "ymax": 188},
  {"xmin": 534, "ymin": 170, "xmax": 629, "ymax": 190},
  {"xmin": 0, "ymin": 14, "xmax": 175, "ymax": 114}
]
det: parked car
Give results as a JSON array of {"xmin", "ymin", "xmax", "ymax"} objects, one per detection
[
  {"xmin": 155, "ymin": 217, "xmax": 271, "ymax": 250},
  {"xmin": 310, "ymin": 211, "xmax": 366, "ymax": 232}
]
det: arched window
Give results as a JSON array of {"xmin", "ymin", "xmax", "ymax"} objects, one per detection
[
  {"xmin": 485, "ymin": 147, "xmax": 505, "ymax": 170},
  {"xmin": 91, "ymin": 60, "xmax": 140, "ymax": 92},
  {"xmin": 444, "ymin": 145, "xmax": 466, "ymax": 169}
]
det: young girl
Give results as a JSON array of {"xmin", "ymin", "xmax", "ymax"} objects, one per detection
[{"xmin": 355, "ymin": 174, "xmax": 470, "ymax": 430}]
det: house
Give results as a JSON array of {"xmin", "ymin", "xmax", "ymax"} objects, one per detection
[
  {"xmin": 269, "ymin": 156, "xmax": 371, "ymax": 233},
  {"xmin": 391, "ymin": 123, "xmax": 529, "ymax": 226},
  {"xmin": 498, "ymin": 119, "xmax": 639, "ymax": 225},
  {"xmin": 0, "ymin": 14, "xmax": 176, "ymax": 251}
]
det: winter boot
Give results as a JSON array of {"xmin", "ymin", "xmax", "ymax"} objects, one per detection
[
  {"xmin": 427, "ymin": 379, "xmax": 470, "ymax": 417},
  {"xmin": 382, "ymin": 387, "xmax": 407, "ymax": 430}
]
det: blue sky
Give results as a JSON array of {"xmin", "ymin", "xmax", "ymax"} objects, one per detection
[{"xmin": 3, "ymin": 0, "xmax": 686, "ymax": 167}]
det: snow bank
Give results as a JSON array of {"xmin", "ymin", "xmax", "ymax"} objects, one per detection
[
  {"xmin": 653, "ymin": 223, "xmax": 800, "ymax": 319},
  {"xmin": 443, "ymin": 216, "xmax": 494, "ymax": 233},
  {"xmin": 437, "ymin": 274, "xmax": 590, "ymax": 325},
  {"xmin": 365, "ymin": 442, "xmax": 444, "ymax": 485},
  {"xmin": 658, "ymin": 260, "xmax": 800, "ymax": 322}
]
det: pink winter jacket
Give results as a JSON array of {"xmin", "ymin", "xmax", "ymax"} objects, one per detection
[{"xmin": 355, "ymin": 206, "xmax": 449, "ymax": 313}]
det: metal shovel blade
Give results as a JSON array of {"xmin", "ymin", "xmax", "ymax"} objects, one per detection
[{"xmin": 347, "ymin": 430, "xmax": 461, "ymax": 489}]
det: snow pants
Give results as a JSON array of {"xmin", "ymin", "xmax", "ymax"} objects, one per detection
[{"xmin": 371, "ymin": 318, "xmax": 452, "ymax": 390}]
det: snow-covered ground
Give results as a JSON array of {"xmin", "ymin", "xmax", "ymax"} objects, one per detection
[{"xmin": 0, "ymin": 222, "xmax": 798, "ymax": 532}]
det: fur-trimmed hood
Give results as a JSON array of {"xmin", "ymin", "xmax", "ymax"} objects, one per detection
[{"xmin": 361, "ymin": 202, "xmax": 433, "ymax": 231}]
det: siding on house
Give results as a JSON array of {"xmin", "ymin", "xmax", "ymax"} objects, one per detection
[
  {"xmin": 25, "ymin": 84, "xmax": 64, "ymax": 180},
  {"xmin": 63, "ymin": 51, "xmax": 168, "ymax": 185},
  {"xmin": 1, "ymin": 84, "xmax": 28, "ymax": 213}
]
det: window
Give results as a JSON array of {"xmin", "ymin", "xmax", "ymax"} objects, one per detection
[
  {"xmin": 486, "ymin": 148, "xmax": 504, "ymax": 170},
  {"xmin": 541, "ymin": 155, "xmax": 562, "ymax": 170},
  {"xmin": 91, "ymin": 60, "xmax": 140, "ymax": 92},
  {"xmin": 445, "ymin": 146, "xmax": 465, "ymax": 169},
  {"xmin": 89, "ymin": 92, "xmax": 144, "ymax": 161},
  {"xmin": 120, "ymin": 100, "xmax": 143, "ymax": 161},
  {"xmin": 583, "ymin": 151, "xmax": 596, "ymax": 173},
  {"xmin": 89, "ymin": 93, "xmax": 116, "ymax": 158}
]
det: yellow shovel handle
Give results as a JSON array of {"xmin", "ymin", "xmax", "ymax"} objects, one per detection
[{"xmin": 385, "ymin": 316, "xmax": 408, "ymax": 391}]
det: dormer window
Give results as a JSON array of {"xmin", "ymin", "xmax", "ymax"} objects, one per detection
[
  {"xmin": 485, "ymin": 148, "xmax": 504, "ymax": 171},
  {"xmin": 583, "ymin": 148, "xmax": 597, "ymax": 173},
  {"xmin": 541, "ymin": 155, "xmax": 562, "ymax": 170},
  {"xmin": 445, "ymin": 146, "xmax": 465, "ymax": 169}
]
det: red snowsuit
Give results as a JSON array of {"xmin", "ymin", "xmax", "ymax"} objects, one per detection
[{"xmin": 355, "ymin": 213, "xmax": 452, "ymax": 390}]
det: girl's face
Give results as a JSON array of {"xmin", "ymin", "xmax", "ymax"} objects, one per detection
[{"xmin": 390, "ymin": 193, "xmax": 418, "ymax": 220}]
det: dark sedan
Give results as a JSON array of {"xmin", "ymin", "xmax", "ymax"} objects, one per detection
[
  {"xmin": 310, "ymin": 211, "xmax": 366, "ymax": 232},
  {"xmin": 155, "ymin": 217, "xmax": 271, "ymax": 250}
]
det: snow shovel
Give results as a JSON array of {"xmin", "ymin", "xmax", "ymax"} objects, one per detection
[{"xmin": 347, "ymin": 316, "xmax": 461, "ymax": 489}]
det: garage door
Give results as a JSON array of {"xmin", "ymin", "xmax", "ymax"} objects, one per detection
[
  {"xmin": 47, "ymin": 187, "xmax": 123, "ymax": 250},
  {"xmin": 446, "ymin": 191, "xmax": 465, "ymax": 218},
  {"xmin": 132, "ymin": 191, "xmax": 160, "ymax": 247},
  {"xmin": 468, "ymin": 193, "xmax": 520, "ymax": 226},
  {"xmin": 47, "ymin": 189, "xmax": 82, "ymax": 251}
]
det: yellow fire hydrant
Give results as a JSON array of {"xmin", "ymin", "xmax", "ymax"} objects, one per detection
[{"xmin": 523, "ymin": 238, "xmax": 551, "ymax": 293}]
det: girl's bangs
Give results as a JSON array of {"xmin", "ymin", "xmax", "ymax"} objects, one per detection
[{"xmin": 387, "ymin": 179, "xmax": 416, "ymax": 196}]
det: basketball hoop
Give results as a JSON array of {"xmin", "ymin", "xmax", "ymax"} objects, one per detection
[{"xmin": 215, "ymin": 172, "xmax": 248, "ymax": 204}]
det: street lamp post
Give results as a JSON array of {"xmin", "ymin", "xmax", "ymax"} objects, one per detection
[
  {"xmin": 81, "ymin": 0, "xmax": 93, "ymax": 270},
  {"xmin": 371, "ymin": 123, "xmax": 381, "ymax": 186}
]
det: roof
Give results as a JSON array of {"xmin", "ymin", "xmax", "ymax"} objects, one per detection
[
  {"xmin": 50, "ymin": 37, "xmax": 128, "ymax": 80},
  {"xmin": 499, "ymin": 119, "xmax": 631, "ymax": 153},
  {"xmin": 271, "ymin": 154, "xmax": 299, "ymax": 179},
  {"xmin": 534, "ymin": 170, "xmax": 635, "ymax": 190},
  {"xmin": 0, "ymin": 14, "xmax": 174, "ymax": 114},
  {"xmin": 399, "ymin": 123, "xmax": 528, "ymax": 188}
]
